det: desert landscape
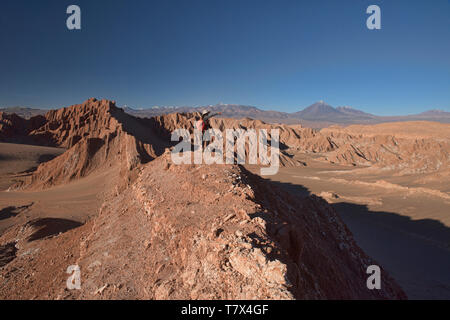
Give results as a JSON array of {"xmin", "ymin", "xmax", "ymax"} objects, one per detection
[{"xmin": 0, "ymin": 98, "xmax": 448, "ymax": 299}]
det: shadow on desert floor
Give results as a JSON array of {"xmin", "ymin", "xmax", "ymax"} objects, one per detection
[
  {"xmin": 0, "ymin": 203, "xmax": 34, "ymax": 221},
  {"xmin": 265, "ymin": 178, "xmax": 450, "ymax": 300},
  {"xmin": 25, "ymin": 218, "xmax": 83, "ymax": 242}
]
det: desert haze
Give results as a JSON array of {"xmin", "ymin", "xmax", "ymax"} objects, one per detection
[{"xmin": 0, "ymin": 98, "xmax": 449, "ymax": 299}]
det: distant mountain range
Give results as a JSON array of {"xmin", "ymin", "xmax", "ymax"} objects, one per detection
[
  {"xmin": 2, "ymin": 101, "xmax": 449, "ymax": 128},
  {"xmin": 122, "ymin": 101, "xmax": 450, "ymax": 127},
  {"xmin": 0, "ymin": 107, "xmax": 48, "ymax": 119}
]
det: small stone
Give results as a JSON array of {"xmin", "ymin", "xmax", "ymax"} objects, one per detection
[
  {"xmin": 242, "ymin": 242, "xmax": 252, "ymax": 249},
  {"xmin": 93, "ymin": 284, "xmax": 108, "ymax": 295},
  {"xmin": 223, "ymin": 213, "xmax": 235, "ymax": 222},
  {"xmin": 236, "ymin": 209, "xmax": 250, "ymax": 221},
  {"xmin": 215, "ymin": 228, "xmax": 224, "ymax": 237}
]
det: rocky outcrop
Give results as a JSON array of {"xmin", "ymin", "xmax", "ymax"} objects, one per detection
[
  {"xmin": 0, "ymin": 153, "xmax": 404, "ymax": 299},
  {"xmin": 8, "ymin": 99, "xmax": 170, "ymax": 189},
  {"xmin": 0, "ymin": 99, "xmax": 408, "ymax": 299},
  {"xmin": 0, "ymin": 112, "xmax": 46, "ymax": 143},
  {"xmin": 319, "ymin": 124, "xmax": 450, "ymax": 174},
  {"xmin": 4, "ymin": 99, "xmax": 323, "ymax": 189}
]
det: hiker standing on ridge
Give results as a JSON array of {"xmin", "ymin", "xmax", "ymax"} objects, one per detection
[{"xmin": 196, "ymin": 110, "xmax": 222, "ymax": 148}]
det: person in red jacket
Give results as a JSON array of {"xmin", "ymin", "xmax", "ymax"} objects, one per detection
[{"xmin": 196, "ymin": 110, "xmax": 221, "ymax": 148}]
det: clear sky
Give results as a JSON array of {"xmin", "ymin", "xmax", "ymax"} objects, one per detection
[{"xmin": 0, "ymin": 0, "xmax": 449, "ymax": 115}]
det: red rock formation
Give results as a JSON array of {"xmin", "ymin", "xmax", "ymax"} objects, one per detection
[
  {"xmin": 8, "ymin": 99, "xmax": 169, "ymax": 189},
  {"xmin": 5, "ymin": 99, "xmax": 321, "ymax": 188},
  {"xmin": 0, "ymin": 98, "xmax": 408, "ymax": 299},
  {"xmin": 0, "ymin": 112, "xmax": 46, "ymax": 142},
  {"xmin": 319, "ymin": 125, "xmax": 450, "ymax": 174}
]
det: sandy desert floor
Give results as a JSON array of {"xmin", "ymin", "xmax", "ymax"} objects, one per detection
[
  {"xmin": 0, "ymin": 143, "xmax": 64, "ymax": 190},
  {"xmin": 247, "ymin": 153, "xmax": 450, "ymax": 299},
  {"xmin": 0, "ymin": 143, "xmax": 106, "ymax": 235}
]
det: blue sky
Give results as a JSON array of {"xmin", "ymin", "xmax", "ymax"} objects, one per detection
[{"xmin": 0, "ymin": 0, "xmax": 449, "ymax": 115}]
